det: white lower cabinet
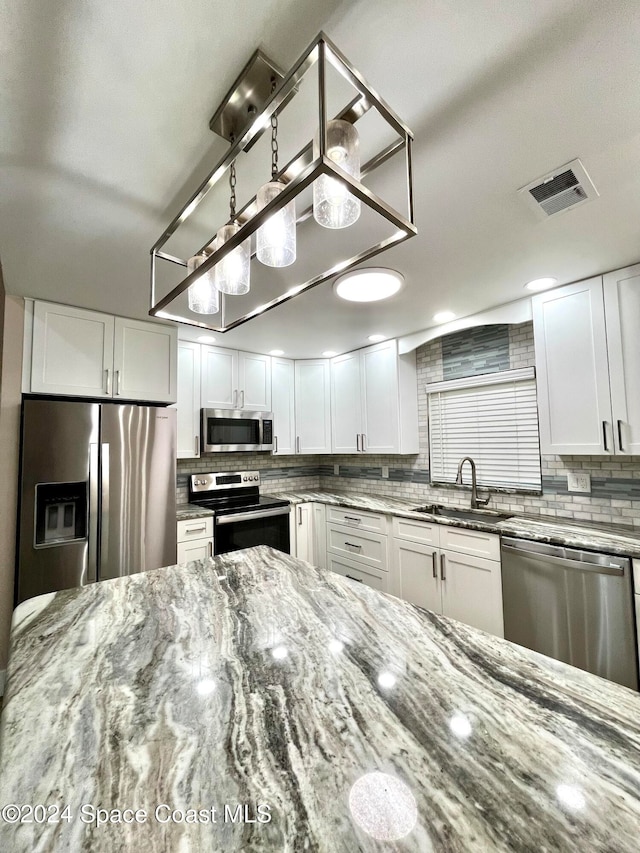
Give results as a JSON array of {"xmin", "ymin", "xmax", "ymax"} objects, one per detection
[
  {"xmin": 391, "ymin": 520, "xmax": 504, "ymax": 638},
  {"xmin": 291, "ymin": 503, "xmax": 315, "ymax": 564},
  {"xmin": 177, "ymin": 517, "xmax": 213, "ymax": 563},
  {"xmin": 327, "ymin": 554, "xmax": 389, "ymax": 593}
]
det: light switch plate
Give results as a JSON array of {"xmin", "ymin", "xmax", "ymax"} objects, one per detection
[
  {"xmin": 382, "ymin": 465, "xmax": 389, "ymax": 479},
  {"xmin": 567, "ymin": 472, "xmax": 591, "ymax": 493}
]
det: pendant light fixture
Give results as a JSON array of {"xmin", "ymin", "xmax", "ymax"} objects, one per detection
[
  {"xmin": 187, "ymin": 251, "xmax": 219, "ymax": 314},
  {"xmin": 150, "ymin": 34, "xmax": 416, "ymax": 333},
  {"xmin": 313, "ymin": 119, "xmax": 361, "ymax": 229},
  {"xmin": 256, "ymin": 84, "xmax": 296, "ymax": 267},
  {"xmin": 215, "ymin": 158, "xmax": 251, "ymax": 295}
]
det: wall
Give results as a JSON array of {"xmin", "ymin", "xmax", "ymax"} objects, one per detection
[
  {"xmin": 0, "ymin": 296, "xmax": 25, "ymax": 673},
  {"xmin": 318, "ymin": 322, "xmax": 640, "ymax": 528}
]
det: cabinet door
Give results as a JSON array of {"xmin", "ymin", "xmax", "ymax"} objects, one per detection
[
  {"xmin": 271, "ymin": 357, "xmax": 296, "ymax": 454},
  {"xmin": 294, "ymin": 360, "xmax": 331, "ymax": 453},
  {"xmin": 392, "ymin": 538, "xmax": 441, "ymax": 612},
  {"xmin": 176, "ymin": 341, "xmax": 201, "ymax": 458},
  {"xmin": 293, "ymin": 503, "xmax": 314, "ymax": 563},
  {"xmin": 238, "ymin": 351, "xmax": 271, "ymax": 411},
  {"xmin": 603, "ymin": 264, "xmax": 640, "ymax": 455},
  {"xmin": 440, "ymin": 549, "xmax": 504, "ymax": 638},
  {"xmin": 31, "ymin": 301, "xmax": 114, "ymax": 397},
  {"xmin": 201, "ymin": 345, "xmax": 238, "ymax": 409},
  {"xmin": 532, "ymin": 278, "xmax": 613, "ymax": 454},
  {"xmin": 361, "ymin": 340, "xmax": 400, "ymax": 453},
  {"xmin": 113, "ymin": 318, "xmax": 177, "ymax": 403},
  {"xmin": 177, "ymin": 538, "xmax": 213, "ymax": 563},
  {"xmin": 331, "ymin": 351, "xmax": 362, "ymax": 453}
]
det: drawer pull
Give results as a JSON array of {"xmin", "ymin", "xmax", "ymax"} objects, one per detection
[
  {"xmin": 440, "ymin": 553, "xmax": 446, "ymax": 581},
  {"xmin": 185, "ymin": 525, "xmax": 207, "ymax": 534},
  {"xmin": 208, "ymin": 541, "xmax": 213, "ymax": 557},
  {"xmin": 344, "ymin": 516, "xmax": 362, "ymax": 523},
  {"xmin": 345, "ymin": 541, "xmax": 362, "ymax": 549},
  {"xmin": 432, "ymin": 551, "xmax": 437, "ymax": 578},
  {"xmin": 345, "ymin": 574, "xmax": 363, "ymax": 583}
]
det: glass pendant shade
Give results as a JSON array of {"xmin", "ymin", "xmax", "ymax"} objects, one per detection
[
  {"xmin": 256, "ymin": 181, "xmax": 296, "ymax": 267},
  {"xmin": 214, "ymin": 223, "xmax": 251, "ymax": 295},
  {"xmin": 187, "ymin": 252, "xmax": 219, "ymax": 314},
  {"xmin": 313, "ymin": 119, "xmax": 361, "ymax": 229}
]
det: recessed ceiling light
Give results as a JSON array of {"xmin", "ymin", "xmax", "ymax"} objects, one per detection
[
  {"xmin": 524, "ymin": 277, "xmax": 557, "ymax": 292},
  {"xmin": 269, "ymin": 349, "xmax": 284, "ymax": 356},
  {"xmin": 368, "ymin": 334, "xmax": 386, "ymax": 343},
  {"xmin": 322, "ymin": 350, "xmax": 338, "ymax": 357},
  {"xmin": 433, "ymin": 311, "xmax": 456, "ymax": 323},
  {"xmin": 197, "ymin": 335, "xmax": 216, "ymax": 343},
  {"xmin": 334, "ymin": 268, "xmax": 404, "ymax": 302}
]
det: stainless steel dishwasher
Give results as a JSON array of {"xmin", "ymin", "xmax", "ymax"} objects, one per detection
[{"xmin": 501, "ymin": 537, "xmax": 638, "ymax": 690}]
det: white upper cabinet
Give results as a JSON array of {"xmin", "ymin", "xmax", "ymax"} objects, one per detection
[
  {"xmin": 28, "ymin": 300, "xmax": 177, "ymax": 403},
  {"xmin": 113, "ymin": 317, "xmax": 177, "ymax": 403},
  {"xmin": 603, "ymin": 263, "xmax": 640, "ymax": 455},
  {"xmin": 200, "ymin": 346, "xmax": 271, "ymax": 411},
  {"xmin": 331, "ymin": 339, "xmax": 418, "ymax": 454},
  {"xmin": 175, "ymin": 340, "xmax": 201, "ymax": 459},
  {"xmin": 238, "ymin": 351, "xmax": 271, "ymax": 411},
  {"xmin": 271, "ymin": 357, "xmax": 296, "ymax": 455},
  {"xmin": 295, "ymin": 359, "xmax": 331, "ymax": 453},
  {"xmin": 200, "ymin": 345, "xmax": 238, "ymax": 409},
  {"xmin": 533, "ymin": 269, "xmax": 640, "ymax": 455}
]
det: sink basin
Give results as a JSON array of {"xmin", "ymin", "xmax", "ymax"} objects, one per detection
[{"xmin": 413, "ymin": 504, "xmax": 513, "ymax": 523}]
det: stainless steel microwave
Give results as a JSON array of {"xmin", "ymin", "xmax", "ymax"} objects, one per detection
[{"xmin": 201, "ymin": 409, "xmax": 274, "ymax": 453}]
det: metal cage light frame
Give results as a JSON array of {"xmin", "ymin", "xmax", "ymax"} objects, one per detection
[{"xmin": 149, "ymin": 32, "xmax": 416, "ymax": 332}]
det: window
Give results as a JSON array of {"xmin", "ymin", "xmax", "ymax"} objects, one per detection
[{"xmin": 426, "ymin": 368, "xmax": 541, "ymax": 491}]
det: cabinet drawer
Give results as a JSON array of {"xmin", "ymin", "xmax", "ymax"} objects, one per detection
[
  {"xmin": 327, "ymin": 523, "xmax": 388, "ymax": 571},
  {"xmin": 392, "ymin": 516, "xmax": 440, "ymax": 546},
  {"xmin": 326, "ymin": 505, "xmax": 387, "ymax": 534},
  {"xmin": 438, "ymin": 524, "xmax": 500, "ymax": 561},
  {"xmin": 177, "ymin": 538, "xmax": 213, "ymax": 563},
  {"xmin": 328, "ymin": 554, "xmax": 389, "ymax": 593},
  {"xmin": 177, "ymin": 517, "xmax": 214, "ymax": 542}
]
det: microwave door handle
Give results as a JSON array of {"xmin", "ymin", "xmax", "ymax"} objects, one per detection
[{"xmin": 88, "ymin": 443, "xmax": 99, "ymax": 583}]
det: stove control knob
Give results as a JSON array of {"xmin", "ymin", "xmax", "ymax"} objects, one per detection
[{"xmin": 243, "ymin": 476, "xmax": 248, "ymax": 481}]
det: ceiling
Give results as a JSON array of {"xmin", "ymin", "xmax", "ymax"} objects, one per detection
[{"xmin": 2, "ymin": 0, "xmax": 640, "ymax": 357}]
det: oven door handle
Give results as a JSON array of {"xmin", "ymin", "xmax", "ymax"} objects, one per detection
[{"xmin": 215, "ymin": 506, "xmax": 290, "ymax": 525}]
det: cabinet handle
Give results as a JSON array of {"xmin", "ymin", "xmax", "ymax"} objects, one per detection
[
  {"xmin": 186, "ymin": 525, "xmax": 207, "ymax": 534},
  {"xmin": 233, "ymin": 389, "xmax": 238, "ymax": 408},
  {"xmin": 195, "ymin": 436, "xmax": 199, "ymax": 455},
  {"xmin": 274, "ymin": 435, "xmax": 278, "ymax": 453},
  {"xmin": 617, "ymin": 419, "xmax": 625, "ymax": 452},
  {"xmin": 602, "ymin": 420, "xmax": 609, "ymax": 452},
  {"xmin": 362, "ymin": 433, "xmax": 367, "ymax": 452},
  {"xmin": 239, "ymin": 390, "xmax": 245, "ymax": 408},
  {"xmin": 345, "ymin": 574, "xmax": 363, "ymax": 583},
  {"xmin": 208, "ymin": 541, "xmax": 213, "ymax": 557},
  {"xmin": 344, "ymin": 516, "xmax": 362, "ymax": 524},
  {"xmin": 297, "ymin": 506, "xmax": 302, "ymax": 525},
  {"xmin": 105, "ymin": 368, "xmax": 111, "ymax": 395},
  {"xmin": 356, "ymin": 433, "xmax": 361, "ymax": 452},
  {"xmin": 345, "ymin": 541, "xmax": 362, "ymax": 550},
  {"xmin": 440, "ymin": 553, "xmax": 446, "ymax": 581},
  {"xmin": 296, "ymin": 436, "xmax": 300, "ymax": 453},
  {"xmin": 115, "ymin": 369, "xmax": 121, "ymax": 395},
  {"xmin": 432, "ymin": 551, "xmax": 437, "ymax": 579}
]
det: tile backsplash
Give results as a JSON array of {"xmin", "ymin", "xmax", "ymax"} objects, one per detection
[{"xmin": 178, "ymin": 321, "xmax": 640, "ymax": 528}]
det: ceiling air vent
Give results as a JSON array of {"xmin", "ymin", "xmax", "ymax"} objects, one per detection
[{"xmin": 519, "ymin": 159, "xmax": 598, "ymax": 219}]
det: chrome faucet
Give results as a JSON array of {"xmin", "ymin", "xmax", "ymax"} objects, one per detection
[{"xmin": 456, "ymin": 457, "xmax": 491, "ymax": 509}]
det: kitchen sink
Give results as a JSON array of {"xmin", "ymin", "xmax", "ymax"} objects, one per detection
[{"xmin": 413, "ymin": 504, "xmax": 513, "ymax": 523}]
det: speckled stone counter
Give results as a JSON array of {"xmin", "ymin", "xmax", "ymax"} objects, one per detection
[
  {"xmin": 271, "ymin": 489, "xmax": 640, "ymax": 558},
  {"xmin": 1, "ymin": 546, "xmax": 640, "ymax": 851},
  {"xmin": 176, "ymin": 502, "xmax": 215, "ymax": 521}
]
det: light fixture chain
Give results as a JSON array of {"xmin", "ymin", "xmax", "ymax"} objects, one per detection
[
  {"xmin": 229, "ymin": 159, "xmax": 237, "ymax": 220},
  {"xmin": 270, "ymin": 78, "xmax": 278, "ymax": 179}
]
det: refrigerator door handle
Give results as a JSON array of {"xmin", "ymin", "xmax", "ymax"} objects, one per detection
[
  {"xmin": 100, "ymin": 443, "xmax": 110, "ymax": 575},
  {"xmin": 88, "ymin": 443, "xmax": 99, "ymax": 583}
]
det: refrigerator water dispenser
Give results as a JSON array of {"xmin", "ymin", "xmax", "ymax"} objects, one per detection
[{"xmin": 34, "ymin": 482, "xmax": 87, "ymax": 547}]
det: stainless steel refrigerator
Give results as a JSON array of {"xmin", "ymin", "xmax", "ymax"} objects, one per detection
[{"xmin": 17, "ymin": 399, "xmax": 177, "ymax": 604}]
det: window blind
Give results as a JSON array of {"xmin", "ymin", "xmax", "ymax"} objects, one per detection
[{"xmin": 427, "ymin": 368, "xmax": 541, "ymax": 491}]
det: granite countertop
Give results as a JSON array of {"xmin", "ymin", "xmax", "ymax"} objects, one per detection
[
  {"xmin": 176, "ymin": 502, "xmax": 215, "ymax": 521},
  {"xmin": 270, "ymin": 490, "xmax": 640, "ymax": 558},
  {"xmin": 2, "ymin": 545, "xmax": 640, "ymax": 851}
]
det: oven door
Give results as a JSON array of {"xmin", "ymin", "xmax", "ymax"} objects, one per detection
[
  {"xmin": 214, "ymin": 506, "xmax": 290, "ymax": 555},
  {"xmin": 201, "ymin": 409, "xmax": 273, "ymax": 452}
]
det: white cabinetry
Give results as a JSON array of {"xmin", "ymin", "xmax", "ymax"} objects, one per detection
[
  {"xmin": 391, "ymin": 518, "xmax": 503, "ymax": 637},
  {"xmin": 271, "ymin": 357, "xmax": 296, "ymax": 455},
  {"xmin": 290, "ymin": 502, "xmax": 326, "ymax": 567},
  {"xmin": 27, "ymin": 300, "xmax": 177, "ymax": 403},
  {"xmin": 295, "ymin": 359, "xmax": 331, "ymax": 453},
  {"xmin": 176, "ymin": 517, "xmax": 213, "ymax": 563},
  {"xmin": 201, "ymin": 347, "xmax": 271, "ymax": 411},
  {"xmin": 326, "ymin": 508, "xmax": 392, "ymax": 593},
  {"xmin": 176, "ymin": 341, "xmax": 201, "ymax": 458},
  {"xmin": 533, "ymin": 267, "xmax": 640, "ymax": 455},
  {"xmin": 331, "ymin": 339, "xmax": 418, "ymax": 454}
]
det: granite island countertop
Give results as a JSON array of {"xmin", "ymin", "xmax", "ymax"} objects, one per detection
[{"xmin": 1, "ymin": 545, "xmax": 640, "ymax": 851}]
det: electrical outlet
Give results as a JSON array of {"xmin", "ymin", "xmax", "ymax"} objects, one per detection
[
  {"xmin": 567, "ymin": 472, "xmax": 591, "ymax": 493},
  {"xmin": 382, "ymin": 465, "xmax": 389, "ymax": 479},
  {"xmin": 334, "ymin": 464, "xmax": 340, "ymax": 476}
]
